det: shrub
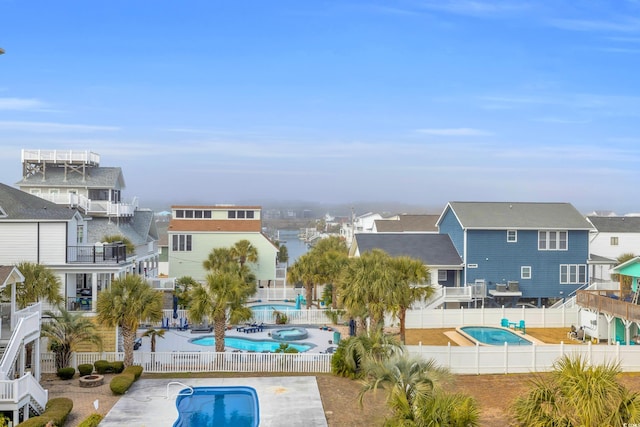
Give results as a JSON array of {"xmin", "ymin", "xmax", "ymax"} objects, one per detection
[
  {"xmin": 78, "ymin": 413, "xmax": 104, "ymax": 427},
  {"xmin": 94, "ymin": 360, "xmax": 113, "ymax": 374},
  {"xmin": 56, "ymin": 367, "xmax": 75, "ymax": 380},
  {"xmin": 110, "ymin": 373, "xmax": 135, "ymax": 395},
  {"xmin": 111, "ymin": 361, "xmax": 125, "ymax": 373},
  {"xmin": 18, "ymin": 397, "xmax": 74, "ymax": 427},
  {"xmin": 123, "ymin": 365, "xmax": 143, "ymax": 380},
  {"xmin": 78, "ymin": 364, "xmax": 94, "ymax": 376},
  {"xmin": 331, "ymin": 339, "xmax": 358, "ymax": 378}
]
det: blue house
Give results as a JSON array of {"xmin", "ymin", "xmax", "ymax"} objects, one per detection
[{"xmin": 437, "ymin": 202, "xmax": 594, "ymax": 307}]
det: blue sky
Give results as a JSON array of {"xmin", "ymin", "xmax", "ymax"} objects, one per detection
[{"xmin": 1, "ymin": 1, "xmax": 639, "ymax": 213}]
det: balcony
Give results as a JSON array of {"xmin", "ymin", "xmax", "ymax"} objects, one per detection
[
  {"xmin": 37, "ymin": 193, "xmax": 137, "ymax": 217},
  {"xmin": 67, "ymin": 243, "xmax": 128, "ymax": 264},
  {"xmin": 576, "ymin": 290, "xmax": 640, "ymax": 323}
]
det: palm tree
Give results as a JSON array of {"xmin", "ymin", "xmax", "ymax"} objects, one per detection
[
  {"xmin": 101, "ymin": 234, "xmax": 135, "ymax": 255},
  {"xmin": 142, "ymin": 327, "xmax": 165, "ymax": 352},
  {"xmin": 230, "ymin": 239, "xmax": 258, "ymax": 268},
  {"xmin": 96, "ymin": 275, "xmax": 163, "ymax": 367},
  {"xmin": 511, "ymin": 355, "xmax": 640, "ymax": 426},
  {"xmin": 340, "ymin": 249, "xmax": 393, "ymax": 330},
  {"xmin": 175, "ymin": 276, "xmax": 198, "ymax": 308},
  {"xmin": 359, "ymin": 354, "xmax": 479, "ymax": 426},
  {"xmin": 312, "ymin": 236, "xmax": 349, "ymax": 309},
  {"xmin": 41, "ymin": 308, "xmax": 102, "ymax": 370},
  {"xmin": 9, "ymin": 261, "xmax": 63, "ymax": 309},
  {"xmin": 189, "ymin": 263, "xmax": 256, "ymax": 353},
  {"xmin": 388, "ymin": 256, "xmax": 433, "ymax": 344},
  {"xmin": 288, "ymin": 253, "xmax": 318, "ymax": 310},
  {"xmin": 203, "ymin": 247, "xmax": 234, "ymax": 271},
  {"xmin": 340, "ymin": 325, "xmax": 404, "ymax": 377}
]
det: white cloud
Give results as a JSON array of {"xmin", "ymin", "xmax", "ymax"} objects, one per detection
[
  {"xmin": 416, "ymin": 128, "xmax": 493, "ymax": 136},
  {"xmin": 0, "ymin": 98, "xmax": 47, "ymax": 111},
  {"xmin": 549, "ymin": 17, "xmax": 640, "ymax": 33}
]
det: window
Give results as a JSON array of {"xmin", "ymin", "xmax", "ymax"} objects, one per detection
[
  {"xmin": 228, "ymin": 210, "xmax": 236, "ymax": 219},
  {"xmin": 175, "ymin": 210, "xmax": 184, "ymax": 218},
  {"xmin": 246, "ymin": 210, "xmax": 255, "ymax": 219},
  {"xmin": 507, "ymin": 230, "xmax": 517, "ymax": 242},
  {"xmin": 77, "ymin": 224, "xmax": 84, "ymax": 244},
  {"xmin": 237, "ymin": 210, "xmax": 245, "ymax": 219},
  {"xmin": 172, "ymin": 234, "xmax": 192, "ymax": 251},
  {"xmin": 203, "ymin": 210, "xmax": 212, "ymax": 218},
  {"xmin": 438, "ymin": 270, "xmax": 447, "ymax": 282},
  {"xmin": 611, "ymin": 236, "xmax": 619, "ymax": 246},
  {"xmin": 195, "ymin": 210, "xmax": 203, "ymax": 219},
  {"xmin": 185, "ymin": 210, "xmax": 194, "ymax": 219},
  {"xmin": 538, "ymin": 231, "xmax": 568, "ymax": 250},
  {"xmin": 560, "ymin": 264, "xmax": 587, "ymax": 284},
  {"xmin": 521, "ymin": 266, "xmax": 532, "ymax": 279}
]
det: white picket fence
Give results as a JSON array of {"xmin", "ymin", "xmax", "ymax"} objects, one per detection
[
  {"xmin": 407, "ymin": 341, "xmax": 640, "ymax": 374},
  {"xmin": 41, "ymin": 351, "xmax": 332, "ymax": 374}
]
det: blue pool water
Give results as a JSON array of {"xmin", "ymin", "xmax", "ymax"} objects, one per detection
[
  {"xmin": 460, "ymin": 326, "xmax": 533, "ymax": 346},
  {"xmin": 173, "ymin": 386, "xmax": 259, "ymax": 427},
  {"xmin": 190, "ymin": 336, "xmax": 313, "ymax": 352}
]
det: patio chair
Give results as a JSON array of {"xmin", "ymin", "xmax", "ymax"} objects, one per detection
[
  {"xmin": 515, "ymin": 320, "xmax": 526, "ymax": 334},
  {"xmin": 576, "ymin": 327, "xmax": 585, "ymax": 341},
  {"xmin": 500, "ymin": 318, "xmax": 509, "ymax": 328},
  {"xmin": 567, "ymin": 325, "xmax": 577, "ymax": 339}
]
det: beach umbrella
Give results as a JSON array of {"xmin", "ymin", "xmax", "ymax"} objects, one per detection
[{"xmin": 172, "ymin": 295, "xmax": 179, "ymax": 319}]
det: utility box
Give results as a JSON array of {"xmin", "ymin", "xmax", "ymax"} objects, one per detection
[{"xmin": 333, "ymin": 331, "xmax": 341, "ymax": 345}]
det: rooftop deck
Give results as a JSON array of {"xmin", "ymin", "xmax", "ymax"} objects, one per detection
[{"xmin": 21, "ymin": 149, "xmax": 100, "ymax": 166}]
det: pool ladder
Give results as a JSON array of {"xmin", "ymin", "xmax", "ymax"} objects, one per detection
[{"xmin": 166, "ymin": 381, "xmax": 194, "ymax": 400}]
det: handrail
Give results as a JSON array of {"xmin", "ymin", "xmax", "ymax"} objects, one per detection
[
  {"xmin": 166, "ymin": 381, "xmax": 194, "ymax": 400},
  {"xmin": 0, "ymin": 372, "xmax": 48, "ymax": 408},
  {"xmin": 0, "ymin": 312, "xmax": 40, "ymax": 379}
]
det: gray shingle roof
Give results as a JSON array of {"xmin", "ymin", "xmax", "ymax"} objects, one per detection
[
  {"xmin": 442, "ymin": 202, "xmax": 593, "ymax": 229},
  {"xmin": 375, "ymin": 214, "xmax": 439, "ymax": 232},
  {"xmin": 16, "ymin": 167, "xmax": 125, "ymax": 189},
  {"xmin": 587, "ymin": 216, "xmax": 640, "ymax": 233},
  {"xmin": 353, "ymin": 233, "xmax": 463, "ymax": 267},
  {"xmin": 0, "ymin": 183, "xmax": 78, "ymax": 220}
]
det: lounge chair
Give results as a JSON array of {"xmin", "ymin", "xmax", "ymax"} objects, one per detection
[
  {"xmin": 515, "ymin": 320, "xmax": 526, "ymax": 334},
  {"xmin": 500, "ymin": 318, "xmax": 509, "ymax": 328}
]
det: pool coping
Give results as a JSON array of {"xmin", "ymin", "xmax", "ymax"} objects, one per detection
[
  {"xmin": 99, "ymin": 376, "xmax": 328, "ymax": 427},
  {"xmin": 455, "ymin": 325, "xmax": 544, "ymax": 346}
]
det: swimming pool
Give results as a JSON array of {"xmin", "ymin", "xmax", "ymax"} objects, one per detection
[
  {"xmin": 458, "ymin": 326, "xmax": 534, "ymax": 346},
  {"xmin": 173, "ymin": 386, "xmax": 259, "ymax": 427},
  {"xmin": 190, "ymin": 336, "xmax": 313, "ymax": 352}
]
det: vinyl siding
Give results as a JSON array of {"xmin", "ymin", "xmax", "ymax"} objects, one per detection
[
  {"xmin": 464, "ymin": 229, "xmax": 590, "ymax": 298},
  {"xmin": 39, "ymin": 223, "xmax": 67, "ymax": 264},
  {"xmin": 438, "ymin": 208, "xmax": 464, "ymax": 257},
  {"xmin": 168, "ymin": 232, "xmax": 277, "ymax": 283},
  {"xmin": 0, "ymin": 223, "xmax": 39, "ymax": 263}
]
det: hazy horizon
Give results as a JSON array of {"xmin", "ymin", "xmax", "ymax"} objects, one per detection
[{"xmin": 2, "ymin": 2, "xmax": 639, "ymax": 214}]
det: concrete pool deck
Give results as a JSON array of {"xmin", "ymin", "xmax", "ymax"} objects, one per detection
[
  {"xmin": 135, "ymin": 324, "xmax": 342, "ymax": 353},
  {"xmin": 100, "ymin": 376, "xmax": 328, "ymax": 427}
]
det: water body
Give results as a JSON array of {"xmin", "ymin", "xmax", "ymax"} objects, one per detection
[{"xmin": 275, "ymin": 229, "xmax": 309, "ymax": 265}]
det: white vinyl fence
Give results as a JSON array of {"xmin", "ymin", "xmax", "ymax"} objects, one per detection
[
  {"xmin": 41, "ymin": 351, "xmax": 332, "ymax": 374},
  {"xmin": 404, "ymin": 306, "xmax": 580, "ymax": 329},
  {"xmin": 408, "ymin": 342, "xmax": 640, "ymax": 374}
]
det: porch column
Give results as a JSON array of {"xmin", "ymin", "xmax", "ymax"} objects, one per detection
[
  {"xmin": 91, "ymin": 272, "xmax": 98, "ymax": 311},
  {"xmin": 33, "ymin": 339, "xmax": 41, "ymax": 381},
  {"xmin": 10, "ymin": 281, "xmax": 16, "ymax": 330},
  {"xmin": 19, "ymin": 344, "xmax": 25, "ymax": 377}
]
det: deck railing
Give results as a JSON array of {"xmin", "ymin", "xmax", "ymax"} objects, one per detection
[
  {"xmin": 576, "ymin": 291, "xmax": 640, "ymax": 323},
  {"xmin": 67, "ymin": 243, "xmax": 127, "ymax": 264},
  {"xmin": 21, "ymin": 149, "xmax": 100, "ymax": 165}
]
